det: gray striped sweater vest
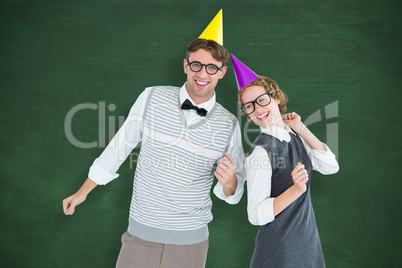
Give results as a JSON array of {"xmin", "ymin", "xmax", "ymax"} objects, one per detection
[{"xmin": 127, "ymin": 85, "xmax": 237, "ymax": 245}]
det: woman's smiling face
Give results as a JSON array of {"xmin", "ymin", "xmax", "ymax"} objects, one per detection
[{"xmin": 241, "ymin": 85, "xmax": 282, "ymax": 128}]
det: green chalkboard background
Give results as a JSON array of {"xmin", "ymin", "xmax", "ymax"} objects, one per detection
[{"xmin": 1, "ymin": 0, "xmax": 401, "ymax": 267}]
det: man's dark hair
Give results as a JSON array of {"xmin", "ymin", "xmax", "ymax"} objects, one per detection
[{"xmin": 186, "ymin": 38, "xmax": 230, "ymax": 66}]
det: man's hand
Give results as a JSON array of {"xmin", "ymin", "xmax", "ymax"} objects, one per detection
[
  {"xmin": 63, "ymin": 193, "xmax": 86, "ymax": 215},
  {"xmin": 62, "ymin": 178, "xmax": 97, "ymax": 215},
  {"xmin": 214, "ymin": 152, "xmax": 237, "ymax": 196}
]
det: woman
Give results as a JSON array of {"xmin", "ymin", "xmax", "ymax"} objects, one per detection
[{"xmin": 232, "ymin": 55, "xmax": 339, "ymax": 267}]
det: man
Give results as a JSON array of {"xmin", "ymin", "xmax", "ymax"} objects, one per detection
[{"xmin": 63, "ymin": 10, "xmax": 245, "ymax": 267}]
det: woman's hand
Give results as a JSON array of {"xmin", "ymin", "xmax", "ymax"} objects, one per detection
[
  {"xmin": 282, "ymin": 112, "xmax": 303, "ymax": 132},
  {"xmin": 291, "ymin": 162, "xmax": 309, "ymax": 194}
]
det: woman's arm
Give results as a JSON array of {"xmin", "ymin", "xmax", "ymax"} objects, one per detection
[
  {"xmin": 246, "ymin": 147, "xmax": 308, "ymax": 226},
  {"xmin": 282, "ymin": 112, "xmax": 326, "ymax": 151},
  {"xmin": 283, "ymin": 112, "xmax": 339, "ymax": 174},
  {"xmin": 273, "ymin": 162, "xmax": 308, "ymax": 215}
]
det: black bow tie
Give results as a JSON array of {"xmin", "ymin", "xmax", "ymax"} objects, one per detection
[{"xmin": 181, "ymin": 99, "xmax": 208, "ymax": 117}]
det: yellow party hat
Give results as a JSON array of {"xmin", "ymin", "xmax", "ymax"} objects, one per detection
[{"xmin": 198, "ymin": 9, "xmax": 223, "ymax": 46}]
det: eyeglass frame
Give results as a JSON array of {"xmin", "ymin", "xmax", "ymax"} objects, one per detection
[
  {"xmin": 241, "ymin": 90, "xmax": 275, "ymax": 115},
  {"xmin": 186, "ymin": 59, "xmax": 224, "ymax": 75}
]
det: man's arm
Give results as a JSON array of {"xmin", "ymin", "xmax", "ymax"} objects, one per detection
[
  {"xmin": 63, "ymin": 178, "xmax": 97, "ymax": 215},
  {"xmin": 213, "ymin": 121, "xmax": 245, "ymax": 204},
  {"xmin": 62, "ymin": 88, "xmax": 151, "ymax": 215},
  {"xmin": 214, "ymin": 152, "xmax": 237, "ymax": 196}
]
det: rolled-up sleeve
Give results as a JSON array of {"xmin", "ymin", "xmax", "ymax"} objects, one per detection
[
  {"xmin": 246, "ymin": 146, "xmax": 276, "ymax": 226},
  {"xmin": 88, "ymin": 158, "xmax": 119, "ymax": 185},
  {"xmin": 87, "ymin": 88, "xmax": 151, "ymax": 185},
  {"xmin": 302, "ymin": 140, "xmax": 340, "ymax": 175}
]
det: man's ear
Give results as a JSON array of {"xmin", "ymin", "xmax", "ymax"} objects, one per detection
[
  {"xmin": 183, "ymin": 59, "xmax": 188, "ymax": 74},
  {"xmin": 219, "ymin": 66, "xmax": 227, "ymax": 79}
]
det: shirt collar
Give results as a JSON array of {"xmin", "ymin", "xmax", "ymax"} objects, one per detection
[
  {"xmin": 259, "ymin": 124, "xmax": 295, "ymax": 142},
  {"xmin": 180, "ymin": 83, "xmax": 216, "ymax": 113}
]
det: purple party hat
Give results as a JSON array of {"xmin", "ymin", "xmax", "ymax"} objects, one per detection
[{"xmin": 231, "ymin": 54, "xmax": 259, "ymax": 91}]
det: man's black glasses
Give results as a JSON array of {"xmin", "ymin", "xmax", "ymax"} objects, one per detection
[{"xmin": 187, "ymin": 60, "xmax": 223, "ymax": 75}]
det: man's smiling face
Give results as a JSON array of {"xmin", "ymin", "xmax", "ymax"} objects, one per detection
[{"xmin": 184, "ymin": 48, "xmax": 227, "ymax": 104}]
